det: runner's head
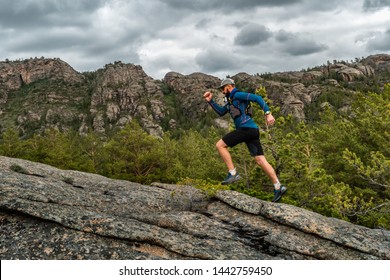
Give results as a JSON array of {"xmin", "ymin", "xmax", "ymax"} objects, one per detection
[{"xmin": 219, "ymin": 78, "xmax": 235, "ymax": 96}]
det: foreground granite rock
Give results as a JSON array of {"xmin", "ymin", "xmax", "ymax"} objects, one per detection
[{"xmin": 0, "ymin": 156, "xmax": 389, "ymax": 260}]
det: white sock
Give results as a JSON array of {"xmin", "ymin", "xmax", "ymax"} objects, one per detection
[
  {"xmin": 274, "ymin": 180, "xmax": 281, "ymax": 190},
  {"xmin": 229, "ymin": 168, "xmax": 237, "ymax": 176}
]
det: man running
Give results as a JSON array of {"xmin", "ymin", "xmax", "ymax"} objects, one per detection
[{"xmin": 203, "ymin": 78, "xmax": 287, "ymax": 202}]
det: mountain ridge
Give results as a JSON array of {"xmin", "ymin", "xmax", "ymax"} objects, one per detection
[{"xmin": 1, "ymin": 54, "xmax": 390, "ymax": 136}]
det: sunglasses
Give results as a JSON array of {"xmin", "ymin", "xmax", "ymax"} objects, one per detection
[{"xmin": 220, "ymin": 85, "xmax": 227, "ymax": 92}]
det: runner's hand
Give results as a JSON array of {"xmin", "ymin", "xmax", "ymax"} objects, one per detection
[
  {"xmin": 203, "ymin": 91, "xmax": 212, "ymax": 102},
  {"xmin": 266, "ymin": 113, "xmax": 275, "ymax": 126}
]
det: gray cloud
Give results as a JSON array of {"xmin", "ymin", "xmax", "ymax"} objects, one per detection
[
  {"xmin": 0, "ymin": 0, "xmax": 173, "ymax": 71},
  {"xmin": 234, "ymin": 24, "xmax": 272, "ymax": 46},
  {"xmin": 275, "ymin": 30, "xmax": 295, "ymax": 42},
  {"xmin": 366, "ymin": 29, "xmax": 390, "ymax": 51},
  {"xmin": 298, "ymin": 0, "xmax": 349, "ymax": 12},
  {"xmin": 287, "ymin": 41, "xmax": 328, "ymax": 56},
  {"xmin": 195, "ymin": 48, "xmax": 244, "ymax": 73},
  {"xmin": 195, "ymin": 18, "xmax": 212, "ymax": 30},
  {"xmin": 276, "ymin": 30, "xmax": 328, "ymax": 56},
  {"xmin": 0, "ymin": 0, "xmax": 389, "ymax": 79},
  {"xmin": 363, "ymin": 0, "xmax": 390, "ymax": 11},
  {"xmin": 0, "ymin": 0, "xmax": 104, "ymax": 29},
  {"xmin": 160, "ymin": 0, "xmax": 302, "ymax": 11},
  {"xmin": 10, "ymin": 32, "xmax": 87, "ymax": 53}
]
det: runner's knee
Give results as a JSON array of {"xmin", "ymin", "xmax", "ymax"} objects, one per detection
[
  {"xmin": 255, "ymin": 155, "xmax": 267, "ymax": 166},
  {"xmin": 216, "ymin": 139, "xmax": 227, "ymax": 150}
]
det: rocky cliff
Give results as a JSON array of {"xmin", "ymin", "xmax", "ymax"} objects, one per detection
[
  {"xmin": 89, "ymin": 61, "xmax": 166, "ymax": 137},
  {"xmin": 0, "ymin": 59, "xmax": 166, "ymax": 137},
  {"xmin": 1, "ymin": 54, "xmax": 390, "ymax": 136},
  {"xmin": 0, "ymin": 58, "xmax": 88, "ymax": 135},
  {"xmin": 1, "ymin": 156, "xmax": 389, "ymax": 260}
]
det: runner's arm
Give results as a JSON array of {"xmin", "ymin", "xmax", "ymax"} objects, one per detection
[
  {"xmin": 208, "ymin": 99, "xmax": 228, "ymax": 116},
  {"xmin": 234, "ymin": 92, "xmax": 270, "ymax": 113}
]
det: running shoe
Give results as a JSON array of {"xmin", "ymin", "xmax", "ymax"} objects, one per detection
[
  {"xmin": 272, "ymin": 185, "xmax": 287, "ymax": 202},
  {"xmin": 221, "ymin": 172, "xmax": 241, "ymax": 185}
]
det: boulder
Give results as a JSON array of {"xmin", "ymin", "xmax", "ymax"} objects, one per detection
[{"xmin": 337, "ymin": 66, "xmax": 364, "ymax": 81}]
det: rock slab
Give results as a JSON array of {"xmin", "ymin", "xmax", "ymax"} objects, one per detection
[{"xmin": 1, "ymin": 156, "xmax": 389, "ymax": 260}]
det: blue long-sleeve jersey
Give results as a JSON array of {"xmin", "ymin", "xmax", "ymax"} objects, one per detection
[{"xmin": 208, "ymin": 88, "xmax": 270, "ymax": 129}]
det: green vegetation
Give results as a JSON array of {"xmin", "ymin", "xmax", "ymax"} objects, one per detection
[{"xmin": 1, "ymin": 84, "xmax": 389, "ymax": 230}]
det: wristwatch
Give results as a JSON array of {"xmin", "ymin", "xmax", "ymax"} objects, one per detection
[{"xmin": 265, "ymin": 111, "xmax": 271, "ymax": 115}]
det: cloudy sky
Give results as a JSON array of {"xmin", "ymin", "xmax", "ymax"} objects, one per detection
[{"xmin": 0, "ymin": 0, "xmax": 389, "ymax": 79}]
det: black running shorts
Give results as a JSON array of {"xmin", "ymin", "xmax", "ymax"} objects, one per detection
[{"xmin": 222, "ymin": 128, "xmax": 264, "ymax": 157}]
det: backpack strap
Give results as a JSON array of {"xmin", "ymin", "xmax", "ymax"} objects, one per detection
[{"xmin": 228, "ymin": 91, "xmax": 252, "ymax": 117}]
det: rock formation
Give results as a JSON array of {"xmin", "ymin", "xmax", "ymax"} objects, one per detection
[
  {"xmin": 89, "ymin": 61, "xmax": 166, "ymax": 137},
  {"xmin": 362, "ymin": 54, "xmax": 390, "ymax": 72},
  {"xmin": 1, "ymin": 156, "xmax": 389, "ymax": 260},
  {"xmin": 1, "ymin": 54, "xmax": 390, "ymax": 135},
  {"xmin": 164, "ymin": 71, "xmax": 221, "ymax": 121},
  {"xmin": 0, "ymin": 58, "xmax": 82, "ymax": 93}
]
